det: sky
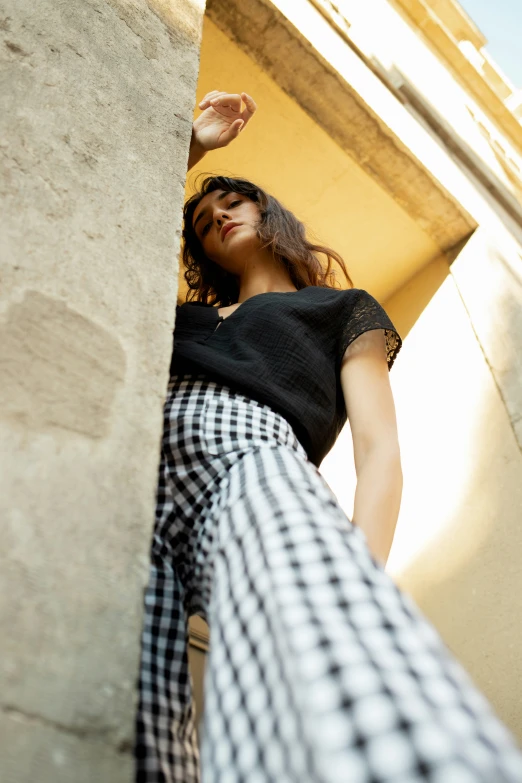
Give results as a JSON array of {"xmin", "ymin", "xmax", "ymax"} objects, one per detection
[{"xmin": 458, "ymin": 0, "xmax": 522, "ymax": 88}]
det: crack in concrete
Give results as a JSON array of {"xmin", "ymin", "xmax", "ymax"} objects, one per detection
[
  {"xmin": 1, "ymin": 149, "xmax": 65, "ymax": 199},
  {"xmin": 4, "ymin": 39, "xmax": 29, "ymax": 56},
  {"xmin": 103, "ymin": 0, "xmax": 160, "ymax": 60},
  {"xmin": 1, "ymin": 703, "xmax": 132, "ymax": 754}
]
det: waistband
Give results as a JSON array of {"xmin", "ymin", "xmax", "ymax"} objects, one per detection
[{"xmin": 167, "ymin": 372, "xmax": 308, "ymax": 461}]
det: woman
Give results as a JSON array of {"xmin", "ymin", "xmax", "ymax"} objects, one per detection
[{"xmin": 135, "ymin": 91, "xmax": 522, "ymax": 782}]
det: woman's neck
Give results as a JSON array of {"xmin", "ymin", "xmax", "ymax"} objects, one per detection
[{"xmin": 237, "ymin": 268, "xmax": 297, "ymax": 304}]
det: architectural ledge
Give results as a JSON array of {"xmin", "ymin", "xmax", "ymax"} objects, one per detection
[
  {"xmin": 207, "ymin": 0, "xmax": 476, "ymax": 254},
  {"xmin": 392, "ymin": 0, "xmax": 522, "ymax": 155},
  {"xmin": 423, "ymin": 0, "xmax": 486, "ymax": 50}
]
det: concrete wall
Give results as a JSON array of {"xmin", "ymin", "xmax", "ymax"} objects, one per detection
[{"xmin": 0, "ymin": 0, "xmax": 204, "ymax": 779}]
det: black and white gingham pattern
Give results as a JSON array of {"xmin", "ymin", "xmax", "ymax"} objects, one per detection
[{"xmin": 135, "ymin": 373, "xmax": 522, "ymax": 782}]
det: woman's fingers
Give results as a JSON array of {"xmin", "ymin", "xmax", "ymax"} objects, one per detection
[
  {"xmin": 220, "ymin": 119, "xmax": 244, "ymax": 144},
  {"xmin": 240, "ymin": 92, "xmax": 257, "ymax": 126},
  {"xmin": 200, "ymin": 90, "xmax": 221, "ymax": 101},
  {"xmin": 195, "ymin": 90, "xmax": 256, "ymax": 147},
  {"xmin": 210, "ymin": 93, "xmax": 242, "ymax": 112},
  {"xmin": 241, "ymin": 93, "xmax": 257, "ymax": 115},
  {"xmin": 198, "ymin": 90, "xmax": 222, "ymax": 109},
  {"xmin": 198, "ymin": 92, "xmax": 241, "ymax": 112},
  {"xmin": 198, "ymin": 91, "xmax": 256, "ymax": 117}
]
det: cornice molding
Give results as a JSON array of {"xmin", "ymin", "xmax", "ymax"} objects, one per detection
[
  {"xmin": 206, "ymin": 0, "xmax": 477, "ymax": 254},
  {"xmin": 391, "ymin": 0, "xmax": 522, "ymax": 155}
]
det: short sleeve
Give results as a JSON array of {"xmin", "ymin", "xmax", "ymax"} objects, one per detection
[{"xmin": 338, "ymin": 289, "xmax": 402, "ymax": 371}]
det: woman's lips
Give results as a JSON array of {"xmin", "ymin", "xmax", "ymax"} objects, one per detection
[{"xmin": 222, "ymin": 224, "xmax": 240, "ymax": 240}]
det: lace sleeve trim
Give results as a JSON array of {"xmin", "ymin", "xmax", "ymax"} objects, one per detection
[
  {"xmin": 384, "ymin": 328, "xmax": 402, "ymax": 369},
  {"xmin": 338, "ymin": 291, "xmax": 402, "ymax": 371}
]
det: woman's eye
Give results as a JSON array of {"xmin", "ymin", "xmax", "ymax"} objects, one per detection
[{"xmin": 229, "ymin": 200, "xmax": 241, "ymax": 207}]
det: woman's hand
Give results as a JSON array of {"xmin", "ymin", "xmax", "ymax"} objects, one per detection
[{"xmin": 193, "ymin": 91, "xmax": 257, "ymax": 152}]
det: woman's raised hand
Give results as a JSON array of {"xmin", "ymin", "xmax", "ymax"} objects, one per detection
[{"xmin": 192, "ymin": 91, "xmax": 257, "ymax": 152}]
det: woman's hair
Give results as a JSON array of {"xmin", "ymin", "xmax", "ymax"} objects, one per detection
[{"xmin": 181, "ymin": 174, "xmax": 353, "ymax": 306}]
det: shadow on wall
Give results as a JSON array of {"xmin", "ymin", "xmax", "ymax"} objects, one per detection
[{"xmin": 381, "ymin": 250, "xmax": 451, "ymax": 339}]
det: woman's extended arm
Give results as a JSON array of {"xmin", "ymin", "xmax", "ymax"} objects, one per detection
[
  {"xmin": 187, "ymin": 90, "xmax": 257, "ymax": 172},
  {"xmin": 187, "ymin": 127, "xmax": 208, "ymax": 171},
  {"xmin": 340, "ymin": 330, "xmax": 403, "ymax": 568}
]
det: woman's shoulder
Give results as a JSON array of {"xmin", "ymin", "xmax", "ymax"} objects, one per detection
[
  {"xmin": 300, "ymin": 285, "xmax": 364, "ymax": 296},
  {"xmin": 174, "ymin": 299, "xmax": 217, "ymax": 333},
  {"xmin": 176, "ymin": 299, "xmax": 212, "ymax": 309},
  {"xmin": 298, "ymin": 285, "xmax": 366, "ymax": 306},
  {"xmin": 303, "ymin": 286, "xmax": 386, "ymax": 309}
]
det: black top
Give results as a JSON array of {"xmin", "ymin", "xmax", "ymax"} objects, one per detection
[{"xmin": 171, "ymin": 286, "xmax": 402, "ymax": 467}]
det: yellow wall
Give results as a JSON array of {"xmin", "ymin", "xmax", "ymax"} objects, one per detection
[
  {"xmin": 182, "ymin": 17, "xmax": 441, "ymax": 304},
  {"xmin": 382, "ymin": 253, "xmax": 450, "ymax": 337}
]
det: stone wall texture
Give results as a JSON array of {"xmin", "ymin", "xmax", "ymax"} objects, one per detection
[{"xmin": 0, "ymin": 0, "xmax": 204, "ymax": 778}]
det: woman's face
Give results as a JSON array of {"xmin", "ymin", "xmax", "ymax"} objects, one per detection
[{"xmin": 192, "ymin": 189, "xmax": 264, "ymax": 275}]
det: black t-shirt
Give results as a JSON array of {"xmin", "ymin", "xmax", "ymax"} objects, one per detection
[{"xmin": 171, "ymin": 286, "xmax": 402, "ymax": 467}]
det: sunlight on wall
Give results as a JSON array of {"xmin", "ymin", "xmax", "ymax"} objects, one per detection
[
  {"xmin": 275, "ymin": 0, "xmax": 522, "ymax": 201},
  {"xmin": 320, "ymin": 256, "xmax": 451, "ymax": 560},
  {"xmin": 321, "ymin": 256, "xmax": 507, "ymax": 582},
  {"xmin": 385, "ymin": 274, "xmax": 494, "ymax": 577},
  {"xmin": 321, "ymin": 251, "xmax": 522, "ymax": 740}
]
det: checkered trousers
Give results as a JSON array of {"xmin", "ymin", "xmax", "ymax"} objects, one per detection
[{"xmin": 135, "ymin": 372, "xmax": 522, "ymax": 783}]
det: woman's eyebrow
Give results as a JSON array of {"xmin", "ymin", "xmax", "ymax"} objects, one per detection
[{"xmin": 193, "ymin": 192, "xmax": 235, "ymax": 233}]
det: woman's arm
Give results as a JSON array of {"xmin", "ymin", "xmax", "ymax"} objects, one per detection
[
  {"xmin": 340, "ymin": 329, "xmax": 403, "ymax": 568},
  {"xmin": 187, "ymin": 90, "xmax": 257, "ymax": 172},
  {"xmin": 188, "ymin": 127, "xmax": 208, "ymax": 171}
]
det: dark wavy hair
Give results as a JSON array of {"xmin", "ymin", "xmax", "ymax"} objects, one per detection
[{"xmin": 181, "ymin": 174, "xmax": 353, "ymax": 306}]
